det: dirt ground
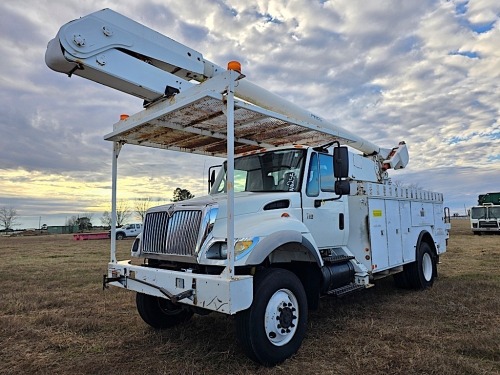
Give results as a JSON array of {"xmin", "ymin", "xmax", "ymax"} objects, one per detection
[{"xmin": 0, "ymin": 219, "xmax": 498, "ymax": 375}]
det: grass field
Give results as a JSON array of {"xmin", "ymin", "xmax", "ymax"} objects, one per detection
[{"xmin": 1, "ymin": 219, "xmax": 498, "ymax": 375}]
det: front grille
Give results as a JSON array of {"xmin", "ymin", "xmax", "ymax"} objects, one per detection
[
  {"xmin": 142, "ymin": 210, "xmax": 202, "ymax": 256},
  {"xmin": 479, "ymin": 220, "xmax": 499, "ymax": 228}
]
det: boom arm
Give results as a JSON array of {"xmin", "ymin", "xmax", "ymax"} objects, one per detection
[{"xmin": 46, "ymin": 8, "xmax": 408, "ymax": 165}]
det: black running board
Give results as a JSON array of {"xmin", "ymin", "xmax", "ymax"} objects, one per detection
[{"xmin": 327, "ymin": 283, "xmax": 366, "ymax": 297}]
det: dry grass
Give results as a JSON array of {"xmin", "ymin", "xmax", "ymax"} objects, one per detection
[{"xmin": 0, "ymin": 220, "xmax": 499, "ymax": 375}]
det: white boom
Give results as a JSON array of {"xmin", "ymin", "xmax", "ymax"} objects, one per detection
[{"xmin": 46, "ymin": 8, "xmax": 408, "ymax": 167}]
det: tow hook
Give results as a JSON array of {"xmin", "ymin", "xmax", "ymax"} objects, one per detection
[{"xmin": 102, "ymin": 274, "xmax": 125, "ymax": 290}]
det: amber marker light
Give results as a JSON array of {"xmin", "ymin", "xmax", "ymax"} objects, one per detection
[
  {"xmin": 227, "ymin": 60, "xmax": 242, "ymax": 73},
  {"xmin": 281, "ymin": 213, "xmax": 290, "ymax": 218},
  {"xmin": 120, "ymin": 114, "xmax": 129, "ymax": 120}
]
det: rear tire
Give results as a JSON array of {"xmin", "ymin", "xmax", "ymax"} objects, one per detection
[
  {"xmin": 394, "ymin": 241, "xmax": 436, "ymax": 289},
  {"xmin": 407, "ymin": 242, "xmax": 436, "ymax": 289},
  {"xmin": 235, "ymin": 268, "xmax": 308, "ymax": 366},
  {"xmin": 136, "ymin": 293, "xmax": 193, "ymax": 329}
]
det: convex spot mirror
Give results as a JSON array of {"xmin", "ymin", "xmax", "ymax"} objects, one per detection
[{"xmin": 335, "ymin": 180, "xmax": 350, "ymax": 196}]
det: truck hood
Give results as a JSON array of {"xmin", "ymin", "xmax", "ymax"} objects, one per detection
[{"xmin": 148, "ymin": 192, "xmax": 297, "ymax": 218}]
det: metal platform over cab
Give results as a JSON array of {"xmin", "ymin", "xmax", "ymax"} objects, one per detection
[{"xmin": 104, "ymin": 72, "xmax": 347, "ymax": 156}]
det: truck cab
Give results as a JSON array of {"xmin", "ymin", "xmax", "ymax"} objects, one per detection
[
  {"xmin": 133, "ymin": 145, "xmax": 378, "ymax": 270},
  {"xmin": 470, "ymin": 204, "xmax": 500, "ymax": 234}
]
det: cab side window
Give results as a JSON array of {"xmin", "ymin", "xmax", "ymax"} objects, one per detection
[
  {"xmin": 306, "ymin": 153, "xmax": 319, "ymax": 196},
  {"xmin": 319, "ymin": 154, "xmax": 335, "ymax": 192}
]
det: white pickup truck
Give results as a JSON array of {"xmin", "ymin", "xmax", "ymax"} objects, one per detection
[{"xmin": 115, "ymin": 223, "xmax": 142, "ymax": 240}]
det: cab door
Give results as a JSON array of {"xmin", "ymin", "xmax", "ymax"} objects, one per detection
[
  {"xmin": 301, "ymin": 152, "xmax": 347, "ymax": 248},
  {"xmin": 126, "ymin": 224, "xmax": 139, "ymax": 236}
]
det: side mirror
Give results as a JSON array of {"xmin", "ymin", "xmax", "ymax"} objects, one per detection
[
  {"xmin": 210, "ymin": 170, "xmax": 216, "ymax": 187},
  {"xmin": 208, "ymin": 165, "xmax": 221, "ymax": 192},
  {"xmin": 335, "ymin": 180, "xmax": 351, "ymax": 195},
  {"xmin": 333, "ymin": 146, "xmax": 349, "ymax": 178}
]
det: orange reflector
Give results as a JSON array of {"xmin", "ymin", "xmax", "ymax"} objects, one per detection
[
  {"xmin": 227, "ymin": 61, "xmax": 242, "ymax": 73},
  {"xmin": 120, "ymin": 114, "xmax": 129, "ymax": 121},
  {"xmin": 281, "ymin": 213, "xmax": 290, "ymax": 218}
]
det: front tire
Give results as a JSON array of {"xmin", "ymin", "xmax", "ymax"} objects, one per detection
[
  {"xmin": 235, "ymin": 268, "xmax": 308, "ymax": 366},
  {"xmin": 136, "ymin": 293, "xmax": 193, "ymax": 329},
  {"xmin": 116, "ymin": 232, "xmax": 125, "ymax": 240}
]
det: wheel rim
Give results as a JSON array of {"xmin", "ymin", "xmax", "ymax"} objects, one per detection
[
  {"xmin": 158, "ymin": 298, "xmax": 182, "ymax": 316},
  {"xmin": 264, "ymin": 288, "xmax": 299, "ymax": 347},
  {"xmin": 422, "ymin": 252, "xmax": 433, "ymax": 281}
]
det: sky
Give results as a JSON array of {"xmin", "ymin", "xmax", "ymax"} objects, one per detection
[{"xmin": 0, "ymin": 0, "xmax": 499, "ymax": 228}]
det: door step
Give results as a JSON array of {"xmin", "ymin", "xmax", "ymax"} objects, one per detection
[
  {"xmin": 322, "ymin": 255, "xmax": 355, "ymax": 264},
  {"xmin": 327, "ymin": 283, "xmax": 367, "ymax": 297}
]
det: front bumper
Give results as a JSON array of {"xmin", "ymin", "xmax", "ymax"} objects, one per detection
[
  {"xmin": 472, "ymin": 228, "xmax": 500, "ymax": 232},
  {"xmin": 105, "ymin": 260, "xmax": 253, "ymax": 315}
]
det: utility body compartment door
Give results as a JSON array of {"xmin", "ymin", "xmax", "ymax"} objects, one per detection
[
  {"xmin": 368, "ymin": 198, "xmax": 406, "ymax": 272},
  {"xmin": 368, "ymin": 199, "xmax": 389, "ymax": 270},
  {"xmin": 386, "ymin": 200, "xmax": 403, "ymax": 266},
  {"xmin": 399, "ymin": 201, "xmax": 413, "ymax": 262}
]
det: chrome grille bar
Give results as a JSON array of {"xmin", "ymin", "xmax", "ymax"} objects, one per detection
[{"xmin": 142, "ymin": 210, "xmax": 202, "ymax": 256}]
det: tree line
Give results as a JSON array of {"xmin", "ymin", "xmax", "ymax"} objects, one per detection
[
  {"xmin": 101, "ymin": 188, "xmax": 195, "ymax": 227},
  {"xmin": 0, "ymin": 187, "xmax": 195, "ymax": 231}
]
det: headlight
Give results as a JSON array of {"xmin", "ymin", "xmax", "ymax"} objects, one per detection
[
  {"xmin": 206, "ymin": 237, "xmax": 259, "ymax": 260},
  {"xmin": 206, "ymin": 242, "xmax": 227, "ymax": 259},
  {"xmin": 199, "ymin": 206, "xmax": 219, "ymax": 249},
  {"xmin": 131, "ymin": 237, "xmax": 140, "ymax": 256}
]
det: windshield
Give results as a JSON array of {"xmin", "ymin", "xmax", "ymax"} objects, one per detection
[
  {"xmin": 210, "ymin": 149, "xmax": 306, "ymax": 194},
  {"xmin": 488, "ymin": 207, "xmax": 500, "ymax": 219},
  {"xmin": 471, "ymin": 207, "xmax": 487, "ymax": 219}
]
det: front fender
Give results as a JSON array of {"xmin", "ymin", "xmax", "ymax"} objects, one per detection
[
  {"xmin": 200, "ymin": 214, "xmax": 322, "ymax": 267},
  {"xmin": 246, "ymin": 230, "xmax": 322, "ymax": 266}
]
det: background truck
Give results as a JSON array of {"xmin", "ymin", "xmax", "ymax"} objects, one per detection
[
  {"xmin": 470, "ymin": 192, "xmax": 500, "ymax": 235},
  {"xmin": 115, "ymin": 223, "xmax": 142, "ymax": 240},
  {"xmin": 46, "ymin": 9, "xmax": 451, "ymax": 366}
]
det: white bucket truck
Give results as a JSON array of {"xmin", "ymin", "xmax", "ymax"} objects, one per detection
[{"xmin": 46, "ymin": 9, "xmax": 450, "ymax": 366}]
